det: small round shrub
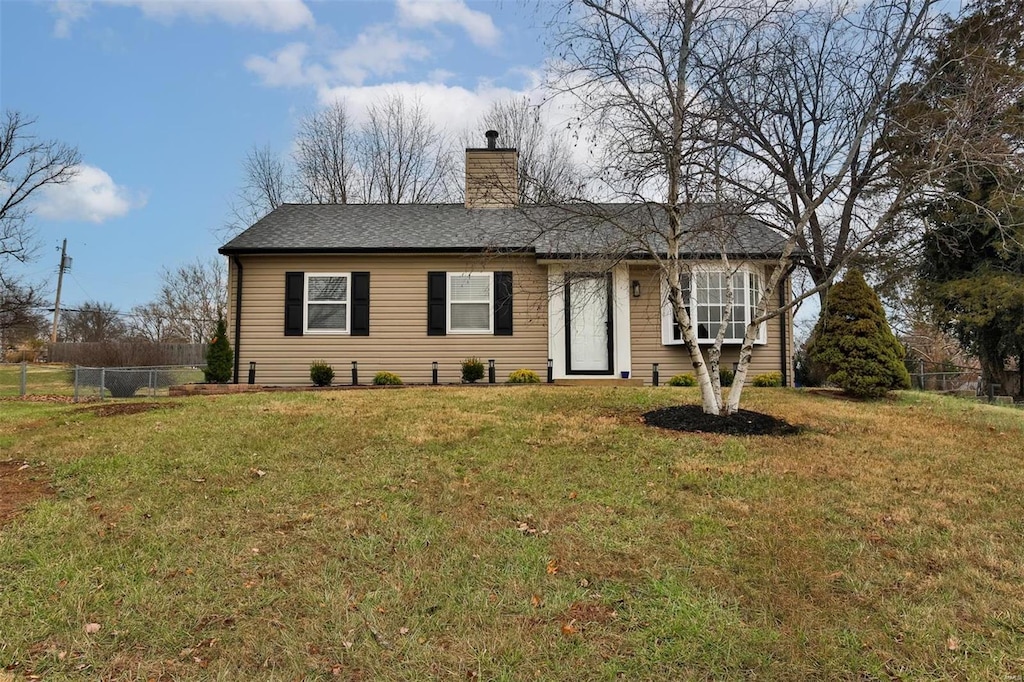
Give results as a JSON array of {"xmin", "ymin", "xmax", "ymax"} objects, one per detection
[
  {"xmin": 719, "ymin": 368, "xmax": 735, "ymax": 387},
  {"xmin": 310, "ymin": 360, "xmax": 334, "ymax": 387},
  {"xmin": 668, "ymin": 373, "xmax": 697, "ymax": 387},
  {"xmin": 508, "ymin": 368, "xmax": 541, "ymax": 384},
  {"xmin": 752, "ymin": 371, "xmax": 782, "ymax": 387},
  {"xmin": 461, "ymin": 356, "xmax": 485, "ymax": 383},
  {"xmin": 373, "ymin": 371, "xmax": 403, "ymax": 386}
]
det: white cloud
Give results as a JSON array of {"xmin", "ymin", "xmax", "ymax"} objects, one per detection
[
  {"xmin": 316, "ymin": 78, "xmax": 540, "ymax": 131},
  {"xmin": 397, "ymin": 0, "xmax": 500, "ymax": 48},
  {"xmin": 245, "ymin": 42, "xmax": 320, "ymax": 88},
  {"xmin": 36, "ymin": 165, "xmax": 145, "ymax": 223},
  {"xmin": 329, "ymin": 25, "xmax": 431, "ymax": 85},
  {"xmin": 52, "ymin": 0, "xmax": 92, "ymax": 38},
  {"xmin": 52, "ymin": 0, "xmax": 314, "ymax": 37},
  {"xmin": 247, "ymin": 27, "xmax": 431, "ymax": 88}
]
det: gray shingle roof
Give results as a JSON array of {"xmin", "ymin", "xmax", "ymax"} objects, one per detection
[{"xmin": 219, "ymin": 203, "xmax": 787, "ymax": 258}]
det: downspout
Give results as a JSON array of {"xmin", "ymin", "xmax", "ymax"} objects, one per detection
[
  {"xmin": 779, "ymin": 278, "xmax": 789, "ymax": 387},
  {"xmin": 231, "ymin": 255, "xmax": 243, "ymax": 384}
]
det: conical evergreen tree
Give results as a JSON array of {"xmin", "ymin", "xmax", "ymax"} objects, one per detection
[
  {"xmin": 807, "ymin": 270, "xmax": 910, "ymax": 399},
  {"xmin": 204, "ymin": 318, "xmax": 233, "ymax": 383}
]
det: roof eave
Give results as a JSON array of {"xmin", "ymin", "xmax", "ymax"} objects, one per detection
[{"xmin": 218, "ymin": 245, "xmax": 536, "ymax": 256}]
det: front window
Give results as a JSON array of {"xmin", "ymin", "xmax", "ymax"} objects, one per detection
[
  {"xmin": 305, "ymin": 273, "xmax": 349, "ymax": 333},
  {"xmin": 448, "ymin": 272, "xmax": 492, "ymax": 334},
  {"xmin": 663, "ymin": 267, "xmax": 767, "ymax": 345}
]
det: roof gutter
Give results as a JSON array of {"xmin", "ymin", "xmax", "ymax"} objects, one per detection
[
  {"xmin": 217, "ymin": 246, "xmax": 535, "ymax": 256},
  {"xmin": 231, "ymin": 254, "xmax": 243, "ymax": 384}
]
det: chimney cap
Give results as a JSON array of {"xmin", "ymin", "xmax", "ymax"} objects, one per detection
[{"xmin": 485, "ymin": 130, "xmax": 499, "ymax": 149}]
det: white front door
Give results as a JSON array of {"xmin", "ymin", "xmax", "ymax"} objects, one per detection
[{"xmin": 566, "ymin": 274, "xmax": 612, "ymax": 374}]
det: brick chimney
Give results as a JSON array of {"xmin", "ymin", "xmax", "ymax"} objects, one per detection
[{"xmin": 465, "ymin": 130, "xmax": 518, "ymax": 208}]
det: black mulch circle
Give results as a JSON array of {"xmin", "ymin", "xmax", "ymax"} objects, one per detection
[{"xmin": 643, "ymin": 404, "xmax": 802, "ymax": 436}]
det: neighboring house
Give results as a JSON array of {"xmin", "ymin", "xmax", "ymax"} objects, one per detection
[{"xmin": 219, "ymin": 131, "xmax": 794, "ymax": 386}]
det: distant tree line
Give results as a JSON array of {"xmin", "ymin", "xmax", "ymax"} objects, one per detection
[{"xmin": 223, "ymin": 94, "xmax": 583, "ymax": 237}]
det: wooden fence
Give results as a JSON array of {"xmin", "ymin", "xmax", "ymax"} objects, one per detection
[{"xmin": 47, "ymin": 342, "xmax": 206, "ymax": 366}]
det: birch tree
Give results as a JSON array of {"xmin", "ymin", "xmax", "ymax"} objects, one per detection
[{"xmin": 542, "ymin": 0, "xmax": 940, "ymax": 415}]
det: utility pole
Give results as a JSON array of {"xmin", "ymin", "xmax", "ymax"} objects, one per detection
[{"xmin": 50, "ymin": 239, "xmax": 69, "ymax": 343}]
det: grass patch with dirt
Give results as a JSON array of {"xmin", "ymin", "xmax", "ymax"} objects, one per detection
[
  {"xmin": 0, "ymin": 364, "xmax": 74, "ymax": 397},
  {"xmin": 1, "ymin": 387, "xmax": 1022, "ymax": 680}
]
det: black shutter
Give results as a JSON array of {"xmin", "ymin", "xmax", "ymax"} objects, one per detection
[
  {"xmin": 427, "ymin": 271, "xmax": 447, "ymax": 336},
  {"xmin": 284, "ymin": 271, "xmax": 304, "ymax": 336},
  {"xmin": 351, "ymin": 272, "xmax": 370, "ymax": 336},
  {"xmin": 493, "ymin": 271, "xmax": 513, "ymax": 336}
]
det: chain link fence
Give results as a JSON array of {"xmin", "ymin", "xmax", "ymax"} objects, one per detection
[
  {"xmin": 908, "ymin": 369, "xmax": 982, "ymax": 394},
  {"xmin": 1, "ymin": 363, "xmax": 207, "ymax": 400},
  {"xmin": 72, "ymin": 366, "xmax": 204, "ymax": 400}
]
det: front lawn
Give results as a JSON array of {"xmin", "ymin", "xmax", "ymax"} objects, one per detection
[{"xmin": 1, "ymin": 387, "xmax": 1022, "ymax": 679}]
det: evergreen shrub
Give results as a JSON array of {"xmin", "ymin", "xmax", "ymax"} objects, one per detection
[
  {"xmin": 753, "ymin": 372, "xmax": 783, "ymax": 387},
  {"xmin": 203, "ymin": 318, "xmax": 233, "ymax": 383},
  {"xmin": 310, "ymin": 361, "xmax": 334, "ymax": 387},
  {"xmin": 461, "ymin": 357, "xmax": 485, "ymax": 383},
  {"xmin": 508, "ymin": 368, "xmax": 541, "ymax": 383},
  {"xmin": 373, "ymin": 371, "xmax": 403, "ymax": 386},
  {"xmin": 807, "ymin": 270, "xmax": 911, "ymax": 399}
]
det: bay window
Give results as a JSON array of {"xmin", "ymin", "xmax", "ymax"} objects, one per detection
[{"xmin": 662, "ymin": 267, "xmax": 767, "ymax": 345}]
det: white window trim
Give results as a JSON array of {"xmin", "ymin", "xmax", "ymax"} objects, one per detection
[
  {"xmin": 303, "ymin": 272, "xmax": 351, "ymax": 335},
  {"xmin": 661, "ymin": 265, "xmax": 768, "ymax": 346},
  {"xmin": 447, "ymin": 272, "xmax": 493, "ymax": 335}
]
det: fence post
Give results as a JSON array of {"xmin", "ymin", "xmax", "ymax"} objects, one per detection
[
  {"xmin": 918, "ymin": 359, "xmax": 925, "ymax": 390},
  {"xmin": 74, "ymin": 366, "xmax": 80, "ymax": 403},
  {"xmin": 100, "ymin": 367, "xmax": 106, "ymax": 401},
  {"xmin": 149, "ymin": 369, "xmax": 156, "ymax": 397},
  {"xmin": 20, "ymin": 361, "xmax": 27, "ymax": 396}
]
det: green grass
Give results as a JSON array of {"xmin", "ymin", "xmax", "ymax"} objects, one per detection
[
  {"xmin": 1, "ymin": 387, "xmax": 1023, "ymax": 680},
  {"xmin": 0, "ymin": 363, "xmax": 74, "ymax": 396}
]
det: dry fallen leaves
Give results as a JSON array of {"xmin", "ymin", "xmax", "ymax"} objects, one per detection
[
  {"xmin": 546, "ymin": 559, "xmax": 559, "ymax": 575},
  {"xmin": 530, "ymin": 594, "xmax": 542, "ymax": 608},
  {"xmin": 84, "ymin": 623, "xmax": 101, "ymax": 634},
  {"xmin": 947, "ymin": 636, "xmax": 961, "ymax": 651},
  {"xmin": 561, "ymin": 620, "xmax": 578, "ymax": 635}
]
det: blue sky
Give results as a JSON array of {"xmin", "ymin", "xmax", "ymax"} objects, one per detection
[{"xmin": 1, "ymin": 0, "xmax": 548, "ymax": 314}]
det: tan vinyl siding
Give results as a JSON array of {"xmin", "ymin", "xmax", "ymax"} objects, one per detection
[
  {"xmin": 465, "ymin": 149, "xmax": 518, "ymax": 208},
  {"xmin": 627, "ymin": 264, "xmax": 791, "ymax": 385},
  {"xmin": 234, "ymin": 253, "xmax": 548, "ymax": 385}
]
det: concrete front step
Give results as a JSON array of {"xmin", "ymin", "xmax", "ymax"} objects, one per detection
[{"xmin": 554, "ymin": 378, "xmax": 645, "ymax": 387}]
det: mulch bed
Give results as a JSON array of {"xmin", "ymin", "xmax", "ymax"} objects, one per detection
[{"xmin": 643, "ymin": 404, "xmax": 802, "ymax": 436}]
